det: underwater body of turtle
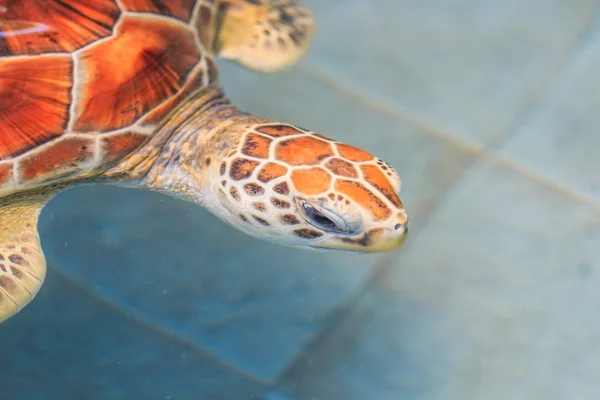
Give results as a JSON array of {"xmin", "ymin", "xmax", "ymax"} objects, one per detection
[{"xmin": 0, "ymin": 0, "xmax": 408, "ymax": 323}]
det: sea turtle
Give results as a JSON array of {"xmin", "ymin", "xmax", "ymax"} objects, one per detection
[{"xmin": 0, "ymin": 0, "xmax": 408, "ymax": 323}]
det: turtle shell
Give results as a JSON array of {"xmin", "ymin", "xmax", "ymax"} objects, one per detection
[{"xmin": 0, "ymin": 0, "xmax": 219, "ymax": 193}]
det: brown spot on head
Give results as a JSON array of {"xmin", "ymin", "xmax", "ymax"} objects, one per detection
[
  {"xmin": 258, "ymin": 162, "xmax": 288, "ymax": 183},
  {"xmin": 220, "ymin": 161, "xmax": 227, "ymax": 176},
  {"xmin": 255, "ymin": 124, "xmax": 304, "ymax": 137},
  {"xmin": 252, "ymin": 202, "xmax": 267, "ymax": 212},
  {"xmin": 253, "ymin": 215, "xmax": 270, "ymax": 226},
  {"xmin": 291, "ymin": 167, "xmax": 331, "ymax": 195},
  {"xmin": 273, "ymin": 182, "xmax": 290, "ymax": 195},
  {"xmin": 334, "ymin": 179, "xmax": 391, "ymax": 221},
  {"xmin": 360, "ymin": 165, "xmax": 402, "ymax": 208},
  {"xmin": 0, "ymin": 263, "xmax": 6, "ymax": 272},
  {"xmin": 229, "ymin": 158, "xmax": 259, "ymax": 180},
  {"xmin": 229, "ymin": 186, "xmax": 241, "ymax": 201},
  {"xmin": 244, "ymin": 183, "xmax": 265, "ymax": 196},
  {"xmin": 325, "ymin": 158, "xmax": 359, "ymax": 178},
  {"xmin": 205, "ymin": 157, "xmax": 212, "ymax": 166},
  {"xmin": 281, "ymin": 214, "xmax": 300, "ymax": 225},
  {"xmin": 336, "ymin": 143, "xmax": 374, "ymax": 162},
  {"xmin": 271, "ymin": 197, "xmax": 291, "ymax": 209},
  {"xmin": 239, "ymin": 214, "xmax": 249, "ymax": 222},
  {"xmin": 294, "ymin": 228, "xmax": 324, "ymax": 239},
  {"xmin": 276, "ymin": 137, "xmax": 333, "ymax": 166},
  {"xmin": 241, "ymin": 133, "xmax": 272, "ymax": 159}
]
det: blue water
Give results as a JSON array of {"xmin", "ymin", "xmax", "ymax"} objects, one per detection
[{"xmin": 2, "ymin": 1, "xmax": 600, "ymax": 399}]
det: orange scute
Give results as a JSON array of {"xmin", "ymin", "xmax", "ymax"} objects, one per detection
[
  {"xmin": 100, "ymin": 131, "xmax": 149, "ymax": 166},
  {"xmin": 0, "ymin": 0, "xmax": 119, "ymax": 55},
  {"xmin": 291, "ymin": 167, "xmax": 331, "ymax": 195},
  {"xmin": 18, "ymin": 136, "xmax": 95, "ymax": 184},
  {"xmin": 336, "ymin": 143, "xmax": 374, "ymax": 162},
  {"xmin": 360, "ymin": 164, "xmax": 403, "ymax": 208},
  {"xmin": 255, "ymin": 124, "xmax": 305, "ymax": 137},
  {"xmin": 0, "ymin": 163, "xmax": 13, "ymax": 188},
  {"xmin": 325, "ymin": 158, "xmax": 358, "ymax": 178},
  {"xmin": 334, "ymin": 179, "xmax": 391, "ymax": 221},
  {"xmin": 120, "ymin": 0, "xmax": 195, "ymax": 21},
  {"xmin": 139, "ymin": 65, "xmax": 205, "ymax": 127},
  {"xmin": 241, "ymin": 133, "xmax": 272, "ymax": 159},
  {"xmin": 258, "ymin": 162, "xmax": 288, "ymax": 183},
  {"xmin": 276, "ymin": 136, "xmax": 333, "ymax": 166},
  {"xmin": 73, "ymin": 16, "xmax": 200, "ymax": 132},
  {"xmin": 312, "ymin": 133, "xmax": 334, "ymax": 141},
  {"xmin": 0, "ymin": 55, "xmax": 72, "ymax": 159}
]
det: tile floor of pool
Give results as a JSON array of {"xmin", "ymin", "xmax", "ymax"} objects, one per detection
[{"xmin": 2, "ymin": 1, "xmax": 600, "ymax": 399}]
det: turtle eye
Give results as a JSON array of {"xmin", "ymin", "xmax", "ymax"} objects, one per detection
[{"xmin": 298, "ymin": 201, "xmax": 347, "ymax": 233}]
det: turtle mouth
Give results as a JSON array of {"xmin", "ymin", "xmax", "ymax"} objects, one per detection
[
  {"xmin": 308, "ymin": 224, "xmax": 408, "ymax": 254},
  {"xmin": 309, "ymin": 245, "xmax": 368, "ymax": 254}
]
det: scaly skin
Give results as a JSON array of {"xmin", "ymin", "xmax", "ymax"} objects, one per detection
[
  {"xmin": 108, "ymin": 84, "xmax": 409, "ymax": 252},
  {"xmin": 216, "ymin": 0, "xmax": 316, "ymax": 72},
  {"xmin": 0, "ymin": 0, "xmax": 407, "ymax": 323},
  {"xmin": 0, "ymin": 185, "xmax": 63, "ymax": 323}
]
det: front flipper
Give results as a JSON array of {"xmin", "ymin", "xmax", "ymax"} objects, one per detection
[
  {"xmin": 0, "ymin": 187, "xmax": 57, "ymax": 323},
  {"xmin": 216, "ymin": 0, "xmax": 315, "ymax": 72}
]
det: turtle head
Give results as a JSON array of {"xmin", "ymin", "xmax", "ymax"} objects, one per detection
[{"xmin": 208, "ymin": 123, "xmax": 408, "ymax": 253}]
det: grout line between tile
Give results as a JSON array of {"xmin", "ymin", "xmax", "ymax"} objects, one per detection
[
  {"xmin": 274, "ymin": 202, "xmax": 439, "ymax": 387},
  {"xmin": 41, "ymin": 17, "xmax": 600, "ymax": 389},
  {"xmin": 296, "ymin": 61, "xmax": 600, "ymax": 212},
  {"xmin": 48, "ymin": 262, "xmax": 273, "ymax": 389},
  {"xmin": 274, "ymin": 131, "xmax": 600, "ymax": 383},
  {"xmin": 182, "ymin": 7, "xmax": 600, "ymax": 389},
  {"xmin": 272, "ymin": 261, "xmax": 378, "ymax": 385},
  {"xmin": 296, "ymin": 63, "xmax": 484, "ymax": 155},
  {"xmin": 275, "ymin": 25, "xmax": 600, "ymax": 378},
  {"xmin": 489, "ymin": 4, "xmax": 600, "ymax": 150},
  {"xmin": 487, "ymin": 152, "xmax": 600, "ymax": 212}
]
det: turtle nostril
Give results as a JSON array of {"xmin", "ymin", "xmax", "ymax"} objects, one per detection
[{"xmin": 394, "ymin": 223, "xmax": 402, "ymax": 230}]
